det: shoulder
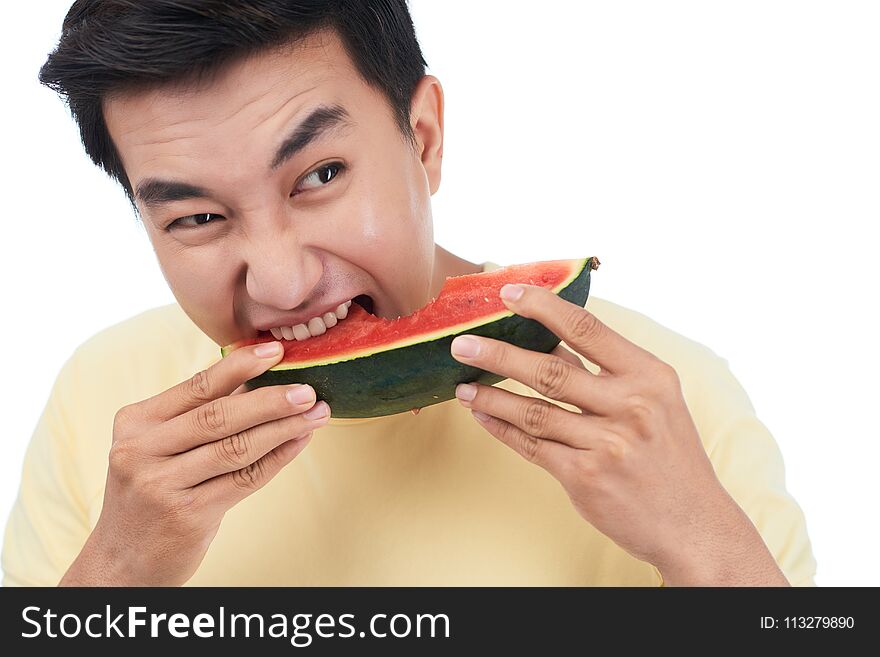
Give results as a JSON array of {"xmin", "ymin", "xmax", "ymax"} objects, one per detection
[
  {"xmin": 584, "ymin": 295, "xmax": 725, "ymax": 378},
  {"xmin": 75, "ymin": 302, "xmax": 210, "ymax": 360},
  {"xmin": 482, "ymin": 259, "xmax": 725, "ymax": 381},
  {"xmin": 63, "ymin": 303, "xmax": 219, "ymax": 411}
]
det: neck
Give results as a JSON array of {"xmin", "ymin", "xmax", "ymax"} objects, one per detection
[{"xmin": 430, "ymin": 245, "xmax": 484, "ymax": 298}]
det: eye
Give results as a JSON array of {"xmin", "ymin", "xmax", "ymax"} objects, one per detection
[
  {"xmin": 167, "ymin": 212, "xmax": 225, "ymax": 230},
  {"xmin": 293, "ymin": 161, "xmax": 346, "ymax": 196},
  {"xmin": 164, "ymin": 162, "xmax": 345, "ymax": 229}
]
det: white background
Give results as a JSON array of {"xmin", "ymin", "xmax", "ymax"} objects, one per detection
[{"xmin": 1, "ymin": 1, "xmax": 877, "ymax": 586}]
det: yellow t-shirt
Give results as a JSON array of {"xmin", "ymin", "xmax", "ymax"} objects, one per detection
[{"xmin": 1, "ymin": 261, "xmax": 817, "ymax": 586}]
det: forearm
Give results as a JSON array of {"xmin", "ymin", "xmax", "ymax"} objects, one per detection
[
  {"xmin": 658, "ymin": 494, "xmax": 790, "ymax": 587},
  {"xmin": 58, "ymin": 527, "xmax": 145, "ymax": 587}
]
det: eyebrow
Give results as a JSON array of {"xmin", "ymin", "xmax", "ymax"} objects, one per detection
[
  {"xmin": 270, "ymin": 103, "xmax": 353, "ymax": 170},
  {"xmin": 134, "ymin": 104, "xmax": 353, "ymax": 209},
  {"xmin": 136, "ymin": 179, "xmax": 211, "ymax": 210}
]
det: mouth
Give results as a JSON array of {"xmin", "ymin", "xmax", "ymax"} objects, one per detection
[
  {"xmin": 352, "ymin": 293, "xmax": 375, "ymax": 316},
  {"xmin": 256, "ymin": 293, "xmax": 378, "ymax": 342}
]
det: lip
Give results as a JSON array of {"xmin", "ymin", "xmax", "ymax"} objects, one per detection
[{"xmin": 253, "ymin": 293, "xmax": 367, "ymax": 334}]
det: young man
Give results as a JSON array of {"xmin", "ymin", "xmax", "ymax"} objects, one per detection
[{"xmin": 3, "ymin": 1, "xmax": 815, "ymax": 586}]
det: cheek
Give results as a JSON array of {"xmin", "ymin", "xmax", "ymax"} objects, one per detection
[
  {"xmin": 344, "ymin": 171, "xmax": 433, "ymax": 277},
  {"xmin": 353, "ymin": 152, "xmax": 433, "ymax": 251},
  {"xmin": 152, "ymin": 243, "xmax": 239, "ymax": 343}
]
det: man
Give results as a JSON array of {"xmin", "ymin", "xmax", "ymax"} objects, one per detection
[{"xmin": 3, "ymin": 0, "xmax": 815, "ymax": 586}]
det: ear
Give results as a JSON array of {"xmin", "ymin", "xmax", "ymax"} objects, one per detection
[{"xmin": 409, "ymin": 75, "xmax": 445, "ymax": 194}]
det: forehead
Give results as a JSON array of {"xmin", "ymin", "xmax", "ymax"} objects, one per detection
[{"xmin": 103, "ymin": 30, "xmax": 373, "ymax": 169}]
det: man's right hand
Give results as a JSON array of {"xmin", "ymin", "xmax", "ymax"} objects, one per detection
[{"xmin": 59, "ymin": 341, "xmax": 328, "ymax": 586}]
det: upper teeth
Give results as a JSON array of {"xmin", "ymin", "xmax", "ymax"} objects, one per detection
[{"xmin": 269, "ymin": 300, "xmax": 353, "ymax": 341}]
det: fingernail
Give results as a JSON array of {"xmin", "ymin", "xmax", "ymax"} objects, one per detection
[
  {"xmin": 456, "ymin": 383, "xmax": 477, "ymax": 402},
  {"xmin": 255, "ymin": 341, "xmax": 282, "ymax": 357},
  {"xmin": 472, "ymin": 410, "xmax": 491, "ymax": 422},
  {"xmin": 303, "ymin": 400, "xmax": 330, "ymax": 420},
  {"xmin": 500, "ymin": 284, "xmax": 524, "ymax": 302},
  {"xmin": 286, "ymin": 384, "xmax": 314, "ymax": 405},
  {"xmin": 451, "ymin": 335, "xmax": 480, "ymax": 359}
]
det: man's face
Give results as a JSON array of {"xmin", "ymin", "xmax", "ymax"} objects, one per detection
[{"xmin": 104, "ymin": 30, "xmax": 444, "ymax": 347}]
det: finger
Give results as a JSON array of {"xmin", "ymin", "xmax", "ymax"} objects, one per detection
[
  {"xmin": 548, "ymin": 345, "xmax": 603, "ymax": 414},
  {"xmin": 499, "ymin": 283, "xmax": 654, "ymax": 375},
  {"xmin": 136, "ymin": 341, "xmax": 287, "ymax": 424},
  {"xmin": 451, "ymin": 334, "xmax": 620, "ymax": 416},
  {"xmin": 170, "ymin": 402, "xmax": 330, "ymax": 487},
  {"xmin": 551, "ymin": 342, "xmax": 587, "ymax": 370},
  {"xmin": 455, "ymin": 381, "xmax": 597, "ymax": 448},
  {"xmin": 470, "ymin": 409, "xmax": 573, "ymax": 478},
  {"xmin": 151, "ymin": 381, "xmax": 321, "ymax": 456},
  {"xmin": 196, "ymin": 432, "xmax": 314, "ymax": 510},
  {"xmin": 553, "ymin": 343, "xmax": 608, "ymax": 379}
]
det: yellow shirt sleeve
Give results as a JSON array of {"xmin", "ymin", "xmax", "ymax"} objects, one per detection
[
  {"xmin": 692, "ymin": 356, "xmax": 818, "ymax": 586},
  {"xmin": 2, "ymin": 352, "xmax": 93, "ymax": 586}
]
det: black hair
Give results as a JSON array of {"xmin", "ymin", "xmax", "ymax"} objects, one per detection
[{"xmin": 38, "ymin": 0, "xmax": 428, "ymax": 205}]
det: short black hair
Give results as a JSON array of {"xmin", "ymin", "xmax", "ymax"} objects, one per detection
[{"xmin": 38, "ymin": 0, "xmax": 428, "ymax": 206}]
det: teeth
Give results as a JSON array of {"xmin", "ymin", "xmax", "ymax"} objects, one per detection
[
  {"xmin": 307, "ymin": 316, "xmax": 326, "ymax": 337},
  {"xmin": 268, "ymin": 297, "xmax": 360, "ymax": 341},
  {"xmin": 269, "ymin": 300, "xmax": 360, "ymax": 341}
]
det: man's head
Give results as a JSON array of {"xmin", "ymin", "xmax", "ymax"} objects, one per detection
[{"xmin": 40, "ymin": 0, "xmax": 451, "ymax": 347}]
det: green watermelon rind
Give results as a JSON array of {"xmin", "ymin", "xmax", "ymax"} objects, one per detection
[{"xmin": 239, "ymin": 257, "xmax": 594, "ymax": 418}]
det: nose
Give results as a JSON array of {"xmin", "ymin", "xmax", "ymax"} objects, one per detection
[{"xmin": 243, "ymin": 230, "xmax": 321, "ymax": 311}]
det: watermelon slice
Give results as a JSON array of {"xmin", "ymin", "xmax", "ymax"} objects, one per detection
[{"xmin": 221, "ymin": 256, "xmax": 599, "ymax": 418}]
